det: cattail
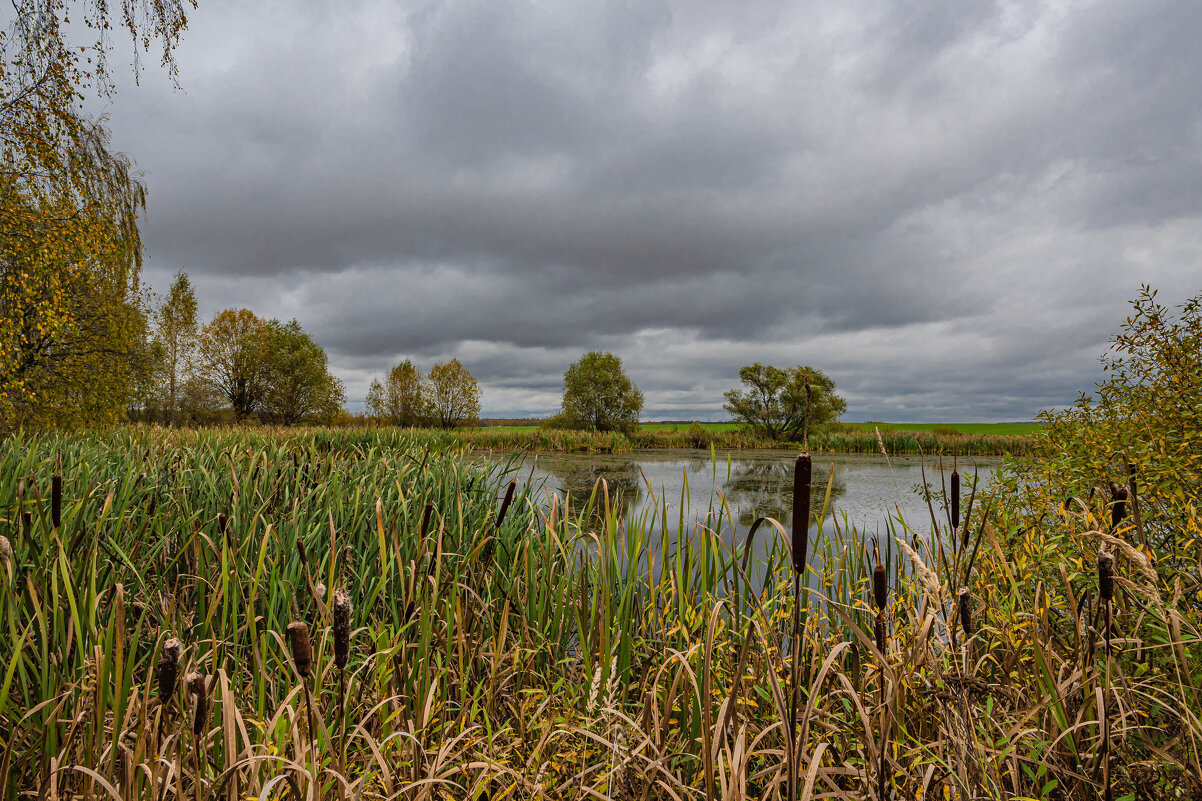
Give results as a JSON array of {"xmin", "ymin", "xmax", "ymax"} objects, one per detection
[
  {"xmin": 1098, "ymin": 552, "xmax": 1115, "ymax": 601},
  {"xmin": 872, "ymin": 565, "xmax": 887, "ymax": 610},
  {"xmin": 314, "ymin": 582, "xmax": 326, "ymax": 602},
  {"xmin": 286, "ymin": 621, "xmax": 312, "ymax": 677},
  {"xmin": 0, "ymin": 535, "xmax": 11, "ymax": 571},
  {"xmin": 333, "ymin": 589, "xmax": 353, "ymax": 669},
  {"xmin": 156, "ymin": 638, "xmax": 183, "ymax": 702},
  {"xmin": 217, "ymin": 513, "xmax": 228, "ymax": 535},
  {"xmin": 792, "ymin": 454, "xmax": 812, "ymax": 574},
  {"xmin": 873, "ymin": 616, "xmax": 886, "ymax": 656},
  {"xmin": 495, "ymin": 480, "xmax": 517, "ymax": 529},
  {"xmin": 957, "ymin": 587, "xmax": 972, "ymax": 637},
  {"xmin": 420, "ymin": 502, "xmax": 435, "ymax": 538},
  {"xmin": 1109, "ymin": 483, "xmax": 1127, "ymax": 530},
  {"xmin": 51, "ymin": 474, "xmax": 62, "ymax": 529},
  {"xmin": 950, "ymin": 470, "xmax": 960, "ymax": 532},
  {"xmin": 187, "ymin": 672, "xmax": 208, "ymax": 736}
]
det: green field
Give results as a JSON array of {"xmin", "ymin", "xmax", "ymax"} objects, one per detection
[
  {"xmin": 844, "ymin": 421, "xmax": 1044, "ymax": 435},
  {"xmin": 478, "ymin": 421, "xmax": 1042, "ymax": 435}
]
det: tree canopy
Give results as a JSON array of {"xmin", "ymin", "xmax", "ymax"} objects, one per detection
[
  {"xmin": 155, "ymin": 270, "xmax": 198, "ymax": 423},
  {"xmin": 723, "ymin": 364, "xmax": 845, "ymax": 442},
  {"xmin": 366, "ymin": 359, "xmax": 427, "ymax": 427},
  {"xmin": 260, "ymin": 319, "xmax": 346, "ymax": 425},
  {"xmin": 554, "ymin": 351, "xmax": 643, "ymax": 434},
  {"xmin": 1010, "ymin": 286, "xmax": 1201, "ymax": 567},
  {"xmin": 195, "ymin": 309, "xmax": 271, "ymax": 420},
  {"xmin": 427, "ymin": 358, "xmax": 480, "ymax": 429},
  {"xmin": 1, "ymin": 0, "xmax": 198, "ymax": 428}
]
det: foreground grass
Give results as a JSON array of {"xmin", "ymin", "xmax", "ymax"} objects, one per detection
[{"xmin": 0, "ymin": 426, "xmax": 1197, "ymax": 799}]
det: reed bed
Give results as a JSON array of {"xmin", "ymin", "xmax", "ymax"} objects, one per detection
[
  {"xmin": 356, "ymin": 424, "xmax": 1033, "ymax": 455},
  {"xmin": 0, "ymin": 426, "xmax": 1196, "ymax": 799}
]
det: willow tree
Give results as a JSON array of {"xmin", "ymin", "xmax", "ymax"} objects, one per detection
[
  {"xmin": 1, "ymin": 1, "xmax": 197, "ymax": 427},
  {"xmin": 723, "ymin": 364, "xmax": 845, "ymax": 442}
]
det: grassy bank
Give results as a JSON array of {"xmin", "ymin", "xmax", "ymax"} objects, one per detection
[
  {"xmin": 0, "ymin": 425, "xmax": 1196, "ymax": 799},
  {"xmin": 431, "ymin": 424, "xmax": 1034, "ymax": 455}
]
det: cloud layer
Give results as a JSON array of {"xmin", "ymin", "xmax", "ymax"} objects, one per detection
[{"xmin": 95, "ymin": 0, "xmax": 1201, "ymax": 419}]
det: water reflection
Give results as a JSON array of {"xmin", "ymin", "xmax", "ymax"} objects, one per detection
[
  {"xmin": 491, "ymin": 449, "xmax": 1001, "ymax": 545},
  {"xmin": 721, "ymin": 459, "xmax": 846, "ymax": 526},
  {"xmin": 539, "ymin": 456, "xmax": 644, "ymax": 512}
]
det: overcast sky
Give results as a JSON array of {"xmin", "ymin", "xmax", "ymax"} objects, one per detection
[{"xmin": 82, "ymin": 0, "xmax": 1202, "ymax": 420}]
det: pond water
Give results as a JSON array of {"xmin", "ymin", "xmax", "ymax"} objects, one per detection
[{"xmin": 488, "ymin": 449, "xmax": 1003, "ymax": 547}]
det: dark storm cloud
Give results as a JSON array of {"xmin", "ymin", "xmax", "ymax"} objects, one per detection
[{"xmin": 95, "ymin": 0, "xmax": 1202, "ymax": 419}]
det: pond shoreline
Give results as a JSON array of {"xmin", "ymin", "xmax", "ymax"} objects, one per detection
[{"xmin": 408, "ymin": 425, "xmax": 1034, "ymax": 456}]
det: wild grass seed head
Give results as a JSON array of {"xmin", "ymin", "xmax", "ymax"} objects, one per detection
[
  {"xmin": 792, "ymin": 453, "xmax": 812, "ymax": 575},
  {"xmin": 333, "ymin": 588, "xmax": 352, "ymax": 669},
  {"xmin": 51, "ymin": 473, "xmax": 62, "ymax": 529},
  {"xmin": 872, "ymin": 564, "xmax": 888, "ymax": 610},
  {"xmin": 157, "ymin": 637, "xmax": 183, "ymax": 703},
  {"xmin": 957, "ymin": 587, "xmax": 972, "ymax": 636},
  {"xmin": 187, "ymin": 673, "xmax": 208, "ymax": 736},
  {"xmin": 286, "ymin": 621, "xmax": 313, "ymax": 677},
  {"xmin": 1098, "ymin": 551, "xmax": 1115, "ymax": 601}
]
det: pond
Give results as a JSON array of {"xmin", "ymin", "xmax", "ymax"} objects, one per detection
[{"xmin": 488, "ymin": 449, "xmax": 1003, "ymax": 547}]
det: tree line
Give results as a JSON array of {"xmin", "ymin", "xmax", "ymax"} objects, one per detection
[
  {"xmin": 365, "ymin": 349, "xmax": 847, "ymax": 441},
  {"xmin": 0, "ymin": 1, "xmax": 845, "ymax": 437},
  {"xmin": 131, "ymin": 272, "xmax": 345, "ymax": 425}
]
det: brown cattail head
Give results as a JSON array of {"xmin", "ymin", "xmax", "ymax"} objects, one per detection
[
  {"xmin": 495, "ymin": 480, "xmax": 517, "ymax": 530},
  {"xmin": 420, "ymin": 502, "xmax": 435, "ymax": 538},
  {"xmin": 187, "ymin": 672, "xmax": 208, "ymax": 736},
  {"xmin": 296, "ymin": 538, "xmax": 310, "ymax": 568},
  {"xmin": 1109, "ymin": 482, "xmax": 1127, "ymax": 529},
  {"xmin": 950, "ymin": 470, "xmax": 961, "ymax": 532},
  {"xmin": 286, "ymin": 621, "xmax": 312, "ymax": 677},
  {"xmin": 873, "ymin": 616, "xmax": 886, "ymax": 656},
  {"xmin": 872, "ymin": 564, "xmax": 888, "ymax": 610},
  {"xmin": 333, "ymin": 589, "xmax": 353, "ymax": 669},
  {"xmin": 1098, "ymin": 552, "xmax": 1115, "ymax": 601},
  {"xmin": 156, "ymin": 637, "xmax": 183, "ymax": 702},
  {"xmin": 51, "ymin": 474, "xmax": 62, "ymax": 529},
  {"xmin": 791, "ymin": 453, "xmax": 812, "ymax": 575},
  {"xmin": 217, "ymin": 513, "xmax": 228, "ymax": 535},
  {"xmin": 957, "ymin": 587, "xmax": 972, "ymax": 637}
]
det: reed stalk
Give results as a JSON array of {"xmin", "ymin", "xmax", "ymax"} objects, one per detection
[
  {"xmin": 872, "ymin": 563, "xmax": 888, "ymax": 800},
  {"xmin": 950, "ymin": 469, "xmax": 960, "ymax": 533},
  {"xmin": 787, "ymin": 452, "xmax": 812, "ymax": 801},
  {"xmin": 332, "ymin": 588, "xmax": 352, "ymax": 779},
  {"xmin": 287, "ymin": 620, "xmax": 318, "ymax": 797},
  {"xmin": 1098, "ymin": 552, "xmax": 1114, "ymax": 801},
  {"xmin": 188, "ymin": 673, "xmax": 208, "ymax": 801}
]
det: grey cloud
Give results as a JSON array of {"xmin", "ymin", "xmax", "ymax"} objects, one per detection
[{"xmin": 96, "ymin": 0, "xmax": 1202, "ymax": 420}]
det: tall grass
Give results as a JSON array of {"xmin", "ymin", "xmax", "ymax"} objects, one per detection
[{"xmin": 0, "ymin": 426, "xmax": 1196, "ymax": 799}]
